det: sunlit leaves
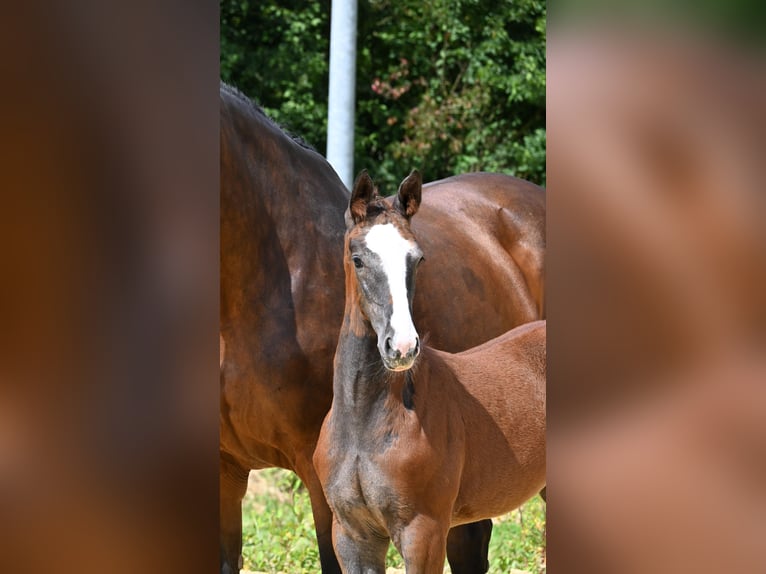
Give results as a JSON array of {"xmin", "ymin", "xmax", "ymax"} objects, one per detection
[{"xmin": 221, "ymin": 0, "xmax": 546, "ymax": 191}]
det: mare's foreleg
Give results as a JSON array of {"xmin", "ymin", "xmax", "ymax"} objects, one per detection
[
  {"xmin": 295, "ymin": 455, "xmax": 343, "ymax": 574},
  {"xmin": 446, "ymin": 519, "xmax": 493, "ymax": 574},
  {"xmin": 220, "ymin": 455, "xmax": 249, "ymax": 574}
]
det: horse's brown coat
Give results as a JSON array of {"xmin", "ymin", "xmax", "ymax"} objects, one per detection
[{"xmin": 219, "ymin": 83, "xmax": 545, "ymax": 573}]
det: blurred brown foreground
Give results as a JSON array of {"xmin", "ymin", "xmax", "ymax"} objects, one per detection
[{"xmin": 547, "ymin": 22, "xmax": 766, "ymax": 574}]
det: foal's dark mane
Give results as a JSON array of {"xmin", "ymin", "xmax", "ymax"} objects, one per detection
[{"xmin": 220, "ymin": 81, "xmax": 317, "ymax": 151}]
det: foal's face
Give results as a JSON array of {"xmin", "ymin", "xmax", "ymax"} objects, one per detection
[{"xmin": 349, "ymin": 217, "xmax": 424, "ymax": 371}]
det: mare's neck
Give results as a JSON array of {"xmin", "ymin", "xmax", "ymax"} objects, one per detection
[{"xmin": 255, "ymin": 117, "xmax": 349, "ymax": 245}]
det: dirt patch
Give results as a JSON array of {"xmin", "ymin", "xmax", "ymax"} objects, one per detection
[{"xmin": 244, "ymin": 469, "xmax": 291, "ymax": 512}]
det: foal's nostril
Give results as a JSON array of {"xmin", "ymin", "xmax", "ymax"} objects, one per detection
[
  {"xmin": 414, "ymin": 338, "xmax": 420, "ymax": 356},
  {"xmin": 385, "ymin": 337, "xmax": 396, "ymax": 357}
]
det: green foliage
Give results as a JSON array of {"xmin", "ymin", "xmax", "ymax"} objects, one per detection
[
  {"xmin": 221, "ymin": 0, "xmax": 546, "ymax": 188},
  {"xmin": 357, "ymin": 0, "xmax": 546, "ymax": 190},
  {"xmin": 242, "ymin": 469, "xmax": 546, "ymax": 573},
  {"xmin": 221, "ymin": 0, "xmax": 331, "ymax": 149}
]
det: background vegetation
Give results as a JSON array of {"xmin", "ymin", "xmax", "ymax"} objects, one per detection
[
  {"xmin": 243, "ymin": 469, "xmax": 546, "ymax": 573},
  {"xmin": 221, "ymin": 0, "xmax": 546, "ymax": 191}
]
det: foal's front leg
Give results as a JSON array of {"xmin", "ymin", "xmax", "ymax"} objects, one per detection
[
  {"xmin": 332, "ymin": 518, "xmax": 389, "ymax": 574},
  {"xmin": 396, "ymin": 515, "xmax": 449, "ymax": 574}
]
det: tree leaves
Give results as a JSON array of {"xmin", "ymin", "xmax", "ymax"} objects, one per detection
[{"xmin": 221, "ymin": 0, "xmax": 546, "ymax": 191}]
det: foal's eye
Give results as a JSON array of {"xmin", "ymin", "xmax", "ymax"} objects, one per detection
[{"xmin": 352, "ymin": 256, "xmax": 364, "ymax": 269}]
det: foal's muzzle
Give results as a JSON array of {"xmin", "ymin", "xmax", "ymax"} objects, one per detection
[{"xmin": 382, "ymin": 335, "xmax": 420, "ymax": 371}]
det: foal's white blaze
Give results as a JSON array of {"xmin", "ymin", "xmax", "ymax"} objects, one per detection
[{"xmin": 364, "ymin": 223, "xmax": 419, "ymax": 356}]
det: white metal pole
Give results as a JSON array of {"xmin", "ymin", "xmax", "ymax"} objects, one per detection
[{"xmin": 326, "ymin": 0, "xmax": 358, "ymax": 190}]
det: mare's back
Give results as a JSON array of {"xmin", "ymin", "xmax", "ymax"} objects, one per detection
[{"xmin": 411, "ymin": 174, "xmax": 546, "ymax": 352}]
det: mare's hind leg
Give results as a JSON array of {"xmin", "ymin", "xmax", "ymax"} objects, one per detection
[
  {"xmin": 333, "ymin": 518, "xmax": 389, "ymax": 574},
  {"xmin": 220, "ymin": 454, "xmax": 249, "ymax": 574},
  {"xmin": 446, "ymin": 519, "xmax": 493, "ymax": 574}
]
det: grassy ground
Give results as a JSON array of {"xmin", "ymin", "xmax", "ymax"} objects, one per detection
[{"xmin": 242, "ymin": 469, "xmax": 546, "ymax": 574}]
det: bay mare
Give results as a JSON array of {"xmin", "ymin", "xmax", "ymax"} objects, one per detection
[{"xmin": 220, "ymin": 82, "xmax": 545, "ymax": 573}]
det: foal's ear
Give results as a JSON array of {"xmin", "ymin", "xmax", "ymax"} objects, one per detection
[
  {"xmin": 394, "ymin": 169, "xmax": 422, "ymax": 220},
  {"xmin": 348, "ymin": 170, "xmax": 375, "ymax": 226}
]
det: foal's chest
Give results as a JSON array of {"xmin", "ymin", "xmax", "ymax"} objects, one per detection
[{"xmin": 324, "ymin": 425, "xmax": 417, "ymax": 534}]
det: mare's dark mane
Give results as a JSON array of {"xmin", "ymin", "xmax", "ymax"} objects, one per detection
[{"xmin": 220, "ymin": 81, "xmax": 317, "ymax": 152}]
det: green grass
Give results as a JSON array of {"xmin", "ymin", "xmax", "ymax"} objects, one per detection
[
  {"xmin": 487, "ymin": 496, "xmax": 546, "ymax": 573},
  {"xmin": 242, "ymin": 469, "xmax": 545, "ymax": 573}
]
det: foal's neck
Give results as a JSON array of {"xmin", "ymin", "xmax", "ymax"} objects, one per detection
[
  {"xmin": 333, "ymin": 286, "xmax": 420, "ymax": 423},
  {"xmin": 333, "ymin": 314, "xmax": 391, "ymax": 412}
]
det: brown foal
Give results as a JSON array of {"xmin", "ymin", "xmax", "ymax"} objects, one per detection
[{"xmin": 314, "ymin": 170, "xmax": 546, "ymax": 573}]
